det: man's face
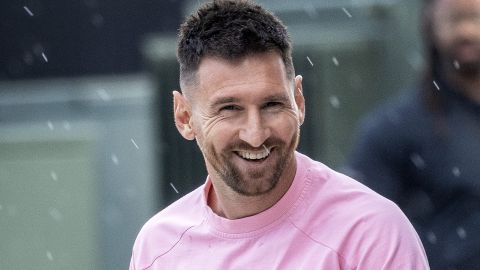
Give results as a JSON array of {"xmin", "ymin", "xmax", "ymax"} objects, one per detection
[
  {"xmin": 433, "ymin": 0, "xmax": 480, "ymax": 76},
  {"xmin": 182, "ymin": 52, "xmax": 304, "ymax": 196}
]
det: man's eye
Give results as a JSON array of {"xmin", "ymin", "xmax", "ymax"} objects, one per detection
[
  {"xmin": 264, "ymin": 102, "xmax": 282, "ymax": 108},
  {"xmin": 220, "ymin": 105, "xmax": 239, "ymax": 111}
]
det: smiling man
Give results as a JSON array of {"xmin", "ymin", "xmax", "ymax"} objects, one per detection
[
  {"xmin": 175, "ymin": 52, "xmax": 302, "ymax": 220},
  {"xmin": 129, "ymin": 1, "xmax": 429, "ymax": 269}
]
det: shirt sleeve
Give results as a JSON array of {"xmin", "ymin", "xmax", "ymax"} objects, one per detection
[
  {"xmin": 354, "ymin": 201, "xmax": 430, "ymax": 270},
  {"xmin": 129, "ymin": 253, "xmax": 135, "ymax": 270}
]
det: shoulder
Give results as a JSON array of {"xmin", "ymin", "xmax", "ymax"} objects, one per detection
[
  {"xmin": 294, "ymin": 154, "xmax": 398, "ymax": 225},
  {"xmin": 130, "ymin": 185, "xmax": 206, "ymax": 270},
  {"xmin": 297, "ymin": 155, "xmax": 403, "ymax": 222},
  {"xmin": 291, "ymin": 156, "xmax": 428, "ymax": 268}
]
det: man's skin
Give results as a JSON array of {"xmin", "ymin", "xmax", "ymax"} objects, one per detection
[
  {"xmin": 433, "ymin": 0, "xmax": 480, "ymax": 102},
  {"xmin": 173, "ymin": 52, "xmax": 305, "ymax": 219}
]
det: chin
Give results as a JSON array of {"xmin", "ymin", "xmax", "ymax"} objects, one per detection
[{"xmin": 456, "ymin": 61, "xmax": 480, "ymax": 78}]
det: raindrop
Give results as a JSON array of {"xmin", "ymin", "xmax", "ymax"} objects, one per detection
[
  {"xmin": 433, "ymin": 80, "xmax": 440, "ymax": 90},
  {"xmin": 50, "ymin": 171, "xmax": 58, "ymax": 181},
  {"xmin": 131, "ymin": 138, "xmax": 139, "ymax": 150},
  {"xmin": 406, "ymin": 51, "xmax": 423, "ymax": 71},
  {"xmin": 306, "ymin": 56, "xmax": 314, "ymax": 67},
  {"xmin": 23, "ymin": 6, "xmax": 34, "ymax": 16},
  {"xmin": 63, "ymin": 121, "xmax": 71, "ymax": 131},
  {"xmin": 46, "ymin": 251, "xmax": 54, "ymax": 261},
  {"xmin": 111, "ymin": 154, "xmax": 119, "ymax": 165},
  {"xmin": 452, "ymin": 166, "xmax": 461, "ymax": 177},
  {"xmin": 329, "ymin": 95, "xmax": 341, "ymax": 109},
  {"xmin": 456, "ymin": 227, "xmax": 467, "ymax": 239},
  {"xmin": 48, "ymin": 207, "xmax": 63, "ymax": 222},
  {"xmin": 303, "ymin": 2, "xmax": 317, "ymax": 18},
  {"xmin": 453, "ymin": 60, "xmax": 460, "ymax": 70},
  {"xmin": 97, "ymin": 88, "xmax": 111, "ymax": 101},
  {"xmin": 170, "ymin": 182, "xmax": 179, "ymax": 194},
  {"xmin": 41, "ymin": 52, "xmax": 49, "ymax": 63},
  {"xmin": 332, "ymin": 57, "xmax": 339, "ymax": 66},
  {"xmin": 410, "ymin": 153, "xmax": 426, "ymax": 169},
  {"xmin": 91, "ymin": 13, "xmax": 104, "ymax": 28},
  {"xmin": 426, "ymin": 231, "xmax": 437, "ymax": 244},
  {"xmin": 47, "ymin": 121, "xmax": 54, "ymax": 130},
  {"xmin": 342, "ymin": 7, "xmax": 352, "ymax": 18},
  {"xmin": 262, "ymin": 144, "xmax": 270, "ymax": 155}
]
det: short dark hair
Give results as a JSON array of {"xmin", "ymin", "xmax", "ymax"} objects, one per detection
[{"xmin": 177, "ymin": 0, "xmax": 294, "ymax": 89}]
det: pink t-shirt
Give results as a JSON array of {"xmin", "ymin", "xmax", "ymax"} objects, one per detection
[{"xmin": 130, "ymin": 152, "xmax": 429, "ymax": 269}]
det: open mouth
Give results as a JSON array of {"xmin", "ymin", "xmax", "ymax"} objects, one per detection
[
  {"xmin": 234, "ymin": 146, "xmax": 272, "ymax": 162},
  {"xmin": 453, "ymin": 42, "xmax": 480, "ymax": 59}
]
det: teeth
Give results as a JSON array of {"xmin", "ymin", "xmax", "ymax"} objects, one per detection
[{"xmin": 238, "ymin": 149, "xmax": 270, "ymax": 160}]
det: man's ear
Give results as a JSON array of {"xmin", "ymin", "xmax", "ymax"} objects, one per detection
[
  {"xmin": 173, "ymin": 90, "xmax": 195, "ymax": 140},
  {"xmin": 294, "ymin": 75, "xmax": 305, "ymax": 125}
]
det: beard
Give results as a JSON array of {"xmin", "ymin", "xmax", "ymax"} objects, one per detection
[
  {"xmin": 457, "ymin": 61, "xmax": 480, "ymax": 77},
  {"xmin": 444, "ymin": 39, "xmax": 480, "ymax": 78},
  {"xmin": 200, "ymin": 129, "xmax": 300, "ymax": 197}
]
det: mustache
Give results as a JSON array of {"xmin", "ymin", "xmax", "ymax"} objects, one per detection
[
  {"xmin": 226, "ymin": 137, "xmax": 285, "ymax": 152},
  {"xmin": 452, "ymin": 38, "xmax": 480, "ymax": 49}
]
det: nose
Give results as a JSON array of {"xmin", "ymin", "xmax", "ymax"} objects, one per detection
[{"xmin": 238, "ymin": 110, "xmax": 271, "ymax": 148}]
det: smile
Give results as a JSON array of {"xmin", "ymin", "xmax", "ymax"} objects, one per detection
[{"xmin": 235, "ymin": 147, "xmax": 271, "ymax": 161}]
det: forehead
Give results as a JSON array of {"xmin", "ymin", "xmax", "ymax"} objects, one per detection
[{"xmin": 194, "ymin": 52, "xmax": 292, "ymax": 103}]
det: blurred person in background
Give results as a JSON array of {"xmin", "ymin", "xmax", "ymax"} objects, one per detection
[
  {"xmin": 345, "ymin": 0, "xmax": 480, "ymax": 269},
  {"xmin": 129, "ymin": 0, "xmax": 429, "ymax": 269}
]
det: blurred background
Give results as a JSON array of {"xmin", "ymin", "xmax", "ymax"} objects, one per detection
[{"xmin": 0, "ymin": 0, "xmax": 423, "ymax": 269}]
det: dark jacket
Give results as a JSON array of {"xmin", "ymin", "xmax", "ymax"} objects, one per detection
[{"xmin": 345, "ymin": 79, "xmax": 480, "ymax": 270}]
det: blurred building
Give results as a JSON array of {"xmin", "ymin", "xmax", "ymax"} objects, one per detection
[{"xmin": 0, "ymin": 1, "xmax": 184, "ymax": 269}]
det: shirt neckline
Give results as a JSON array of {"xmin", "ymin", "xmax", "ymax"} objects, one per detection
[{"xmin": 202, "ymin": 152, "xmax": 309, "ymax": 237}]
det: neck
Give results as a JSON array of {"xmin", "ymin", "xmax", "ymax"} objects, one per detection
[{"xmin": 207, "ymin": 158, "xmax": 297, "ymax": 220}]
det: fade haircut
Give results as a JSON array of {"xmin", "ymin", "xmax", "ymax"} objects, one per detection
[{"xmin": 177, "ymin": 0, "xmax": 294, "ymax": 91}]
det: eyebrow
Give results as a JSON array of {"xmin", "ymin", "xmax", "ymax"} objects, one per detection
[
  {"xmin": 262, "ymin": 94, "xmax": 290, "ymax": 104},
  {"xmin": 209, "ymin": 93, "xmax": 291, "ymax": 108},
  {"xmin": 210, "ymin": 97, "xmax": 240, "ymax": 108}
]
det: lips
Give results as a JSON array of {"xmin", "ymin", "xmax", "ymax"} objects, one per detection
[
  {"xmin": 451, "ymin": 40, "xmax": 480, "ymax": 60},
  {"xmin": 235, "ymin": 147, "xmax": 271, "ymax": 160}
]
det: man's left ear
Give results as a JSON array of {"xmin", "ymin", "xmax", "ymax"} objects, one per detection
[
  {"xmin": 294, "ymin": 75, "xmax": 305, "ymax": 125},
  {"xmin": 173, "ymin": 91, "xmax": 196, "ymax": 140}
]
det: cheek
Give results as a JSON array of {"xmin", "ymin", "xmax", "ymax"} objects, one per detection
[
  {"xmin": 198, "ymin": 119, "xmax": 236, "ymax": 150},
  {"xmin": 268, "ymin": 112, "xmax": 301, "ymax": 138},
  {"xmin": 432, "ymin": 15, "xmax": 455, "ymax": 47},
  {"xmin": 280, "ymin": 109, "xmax": 302, "ymax": 125},
  {"xmin": 434, "ymin": 27, "xmax": 451, "ymax": 49}
]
